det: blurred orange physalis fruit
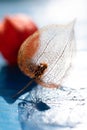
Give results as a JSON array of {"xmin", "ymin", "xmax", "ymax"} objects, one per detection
[{"xmin": 0, "ymin": 14, "xmax": 38, "ymax": 65}]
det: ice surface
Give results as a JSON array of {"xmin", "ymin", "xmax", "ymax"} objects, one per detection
[{"xmin": 18, "ymin": 85, "xmax": 87, "ymax": 130}]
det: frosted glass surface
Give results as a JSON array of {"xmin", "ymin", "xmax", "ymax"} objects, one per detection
[{"xmin": 18, "ymin": 85, "xmax": 87, "ymax": 130}]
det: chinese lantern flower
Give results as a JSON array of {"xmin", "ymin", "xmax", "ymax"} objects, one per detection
[{"xmin": 0, "ymin": 14, "xmax": 38, "ymax": 65}]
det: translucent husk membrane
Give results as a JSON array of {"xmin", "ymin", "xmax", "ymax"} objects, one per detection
[
  {"xmin": 18, "ymin": 21, "xmax": 76, "ymax": 88},
  {"xmin": 18, "ymin": 21, "xmax": 78, "ymax": 130}
]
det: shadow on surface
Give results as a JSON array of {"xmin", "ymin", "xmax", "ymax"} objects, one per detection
[{"xmin": 0, "ymin": 65, "xmax": 37, "ymax": 104}]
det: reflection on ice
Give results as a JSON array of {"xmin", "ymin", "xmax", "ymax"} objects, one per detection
[{"xmin": 18, "ymin": 86, "xmax": 87, "ymax": 130}]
